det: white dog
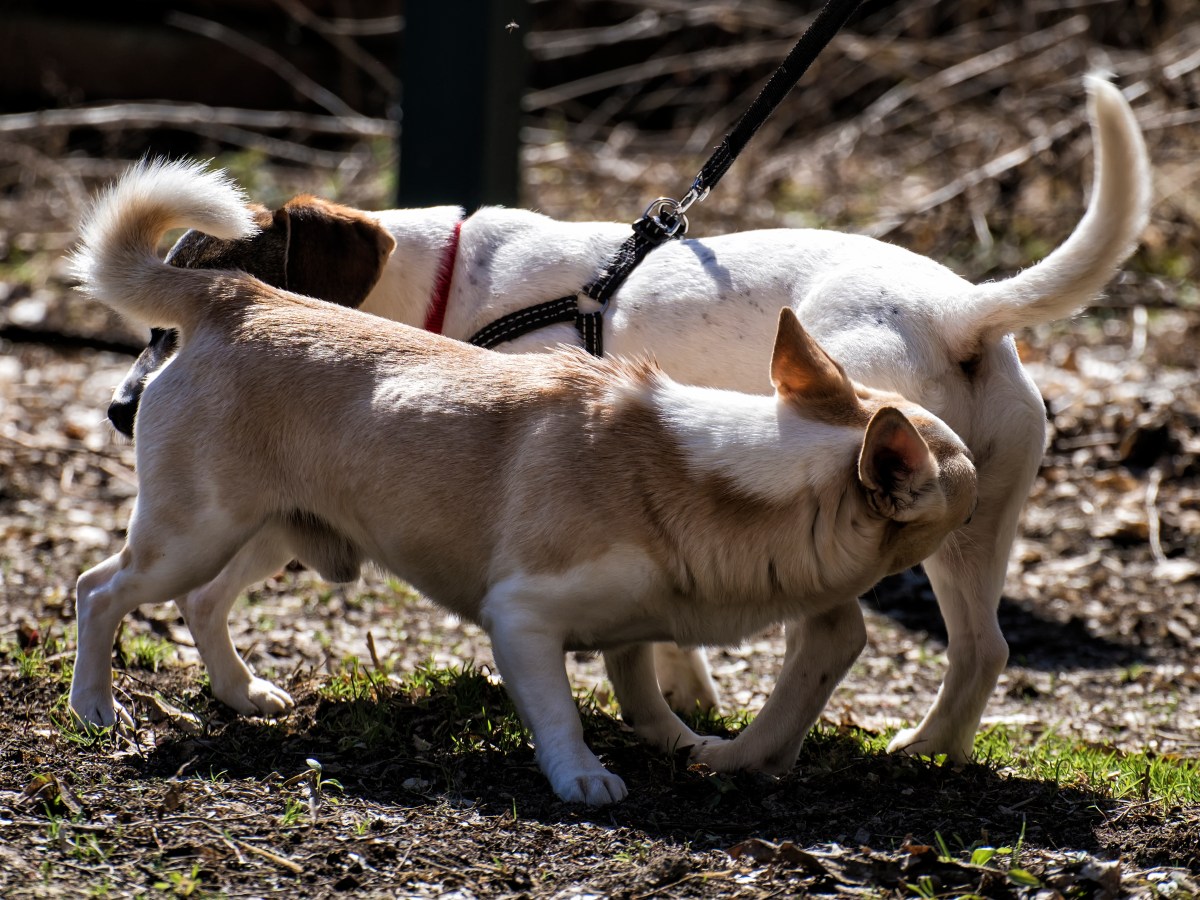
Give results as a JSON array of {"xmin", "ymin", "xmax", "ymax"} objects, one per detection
[
  {"xmin": 68, "ymin": 159, "xmax": 977, "ymax": 803},
  {"xmin": 105, "ymin": 77, "xmax": 1149, "ymax": 767}
]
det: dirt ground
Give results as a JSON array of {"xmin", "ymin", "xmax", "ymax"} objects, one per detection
[{"xmin": 3, "ymin": 31, "xmax": 1200, "ymax": 900}]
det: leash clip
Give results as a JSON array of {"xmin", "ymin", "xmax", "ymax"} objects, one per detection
[{"xmin": 677, "ymin": 179, "xmax": 710, "ymax": 214}]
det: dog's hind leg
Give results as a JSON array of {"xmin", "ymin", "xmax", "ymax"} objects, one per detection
[
  {"xmin": 176, "ymin": 526, "xmax": 295, "ymax": 716},
  {"xmin": 691, "ymin": 597, "xmax": 866, "ymax": 775},
  {"xmin": 652, "ymin": 643, "xmax": 720, "ymax": 714},
  {"xmin": 482, "ymin": 578, "xmax": 627, "ymax": 805},
  {"xmin": 605, "ymin": 643, "xmax": 720, "ymax": 754},
  {"xmin": 70, "ymin": 512, "xmax": 254, "ymax": 728}
]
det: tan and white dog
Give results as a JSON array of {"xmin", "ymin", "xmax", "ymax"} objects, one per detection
[
  {"xmin": 69, "ymin": 160, "xmax": 977, "ymax": 804},
  {"xmin": 106, "ymin": 77, "xmax": 1150, "ymax": 766}
]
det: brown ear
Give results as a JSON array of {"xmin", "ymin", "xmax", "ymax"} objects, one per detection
[
  {"xmin": 858, "ymin": 406, "xmax": 937, "ymax": 520},
  {"xmin": 281, "ymin": 196, "xmax": 397, "ymax": 309},
  {"xmin": 770, "ymin": 308, "xmax": 859, "ymax": 415}
]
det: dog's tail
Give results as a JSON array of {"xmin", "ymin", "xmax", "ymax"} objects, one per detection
[
  {"xmin": 70, "ymin": 158, "xmax": 259, "ymax": 328},
  {"xmin": 959, "ymin": 76, "xmax": 1151, "ymax": 346}
]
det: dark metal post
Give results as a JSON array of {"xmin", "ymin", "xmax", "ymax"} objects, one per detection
[{"xmin": 397, "ymin": 0, "xmax": 528, "ymax": 210}]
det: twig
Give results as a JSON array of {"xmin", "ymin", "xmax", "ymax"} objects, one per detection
[
  {"xmin": 366, "ymin": 631, "xmax": 384, "ymax": 674},
  {"xmin": 524, "ymin": 38, "xmax": 802, "ymax": 111},
  {"xmin": 188, "ymin": 122, "xmax": 367, "ymax": 169},
  {"xmin": 1145, "ymin": 467, "xmax": 1166, "ymax": 566},
  {"xmin": 0, "ymin": 103, "xmax": 394, "ymax": 139},
  {"xmin": 166, "ymin": 12, "xmax": 361, "ymax": 119},
  {"xmin": 865, "ymin": 114, "xmax": 1080, "ymax": 238},
  {"xmin": 270, "ymin": 0, "xmax": 399, "ymax": 94},
  {"xmin": 232, "ymin": 838, "xmax": 304, "ymax": 874},
  {"xmin": 850, "ymin": 16, "xmax": 1090, "ymax": 138}
]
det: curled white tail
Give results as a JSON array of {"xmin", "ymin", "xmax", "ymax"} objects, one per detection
[
  {"xmin": 70, "ymin": 158, "xmax": 258, "ymax": 328},
  {"xmin": 962, "ymin": 76, "xmax": 1151, "ymax": 344}
]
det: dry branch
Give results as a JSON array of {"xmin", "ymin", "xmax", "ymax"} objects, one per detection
[
  {"xmin": 0, "ymin": 103, "xmax": 395, "ymax": 139},
  {"xmin": 166, "ymin": 11, "xmax": 362, "ymax": 119}
]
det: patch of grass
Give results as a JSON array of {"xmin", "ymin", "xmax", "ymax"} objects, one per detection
[
  {"xmin": 975, "ymin": 724, "xmax": 1200, "ymax": 807},
  {"xmin": 153, "ymin": 863, "xmax": 207, "ymax": 897},
  {"xmin": 3, "ymin": 628, "xmax": 72, "ymax": 683},
  {"xmin": 117, "ymin": 632, "xmax": 175, "ymax": 673},
  {"xmin": 279, "ymin": 797, "xmax": 306, "ymax": 828}
]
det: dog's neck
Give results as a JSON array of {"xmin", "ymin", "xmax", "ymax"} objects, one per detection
[
  {"xmin": 630, "ymin": 379, "xmax": 886, "ymax": 609},
  {"xmin": 361, "ymin": 206, "xmax": 464, "ymax": 328},
  {"xmin": 650, "ymin": 381, "xmax": 864, "ymax": 505}
]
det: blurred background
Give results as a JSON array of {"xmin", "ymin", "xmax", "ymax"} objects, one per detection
[{"xmin": 2, "ymin": 0, "xmax": 1198, "ymax": 306}]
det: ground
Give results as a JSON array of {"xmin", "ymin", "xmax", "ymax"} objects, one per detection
[{"xmin": 3, "ymin": 38, "xmax": 1200, "ymax": 900}]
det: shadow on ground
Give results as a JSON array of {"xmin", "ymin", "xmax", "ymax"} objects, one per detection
[
  {"xmin": 863, "ymin": 568, "xmax": 1145, "ymax": 671},
  {"xmin": 134, "ymin": 673, "xmax": 1139, "ymax": 865}
]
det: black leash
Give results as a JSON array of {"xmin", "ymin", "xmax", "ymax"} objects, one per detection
[{"xmin": 468, "ymin": 0, "xmax": 864, "ymax": 355}]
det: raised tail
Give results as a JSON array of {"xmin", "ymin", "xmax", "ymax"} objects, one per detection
[
  {"xmin": 70, "ymin": 159, "xmax": 259, "ymax": 328},
  {"xmin": 960, "ymin": 76, "xmax": 1151, "ymax": 345}
]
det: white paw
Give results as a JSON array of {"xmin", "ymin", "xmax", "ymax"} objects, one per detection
[
  {"xmin": 688, "ymin": 736, "xmax": 737, "ymax": 771},
  {"xmin": 552, "ymin": 769, "xmax": 628, "ymax": 806},
  {"xmin": 216, "ymin": 677, "xmax": 294, "ymax": 717},
  {"xmin": 887, "ymin": 726, "xmax": 971, "ymax": 763},
  {"xmin": 689, "ymin": 736, "xmax": 793, "ymax": 776},
  {"xmin": 70, "ymin": 691, "xmax": 133, "ymax": 731}
]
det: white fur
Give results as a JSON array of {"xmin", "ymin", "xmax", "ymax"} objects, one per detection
[{"xmin": 654, "ymin": 384, "xmax": 863, "ymax": 504}]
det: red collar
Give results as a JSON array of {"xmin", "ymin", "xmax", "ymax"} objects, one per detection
[{"xmin": 422, "ymin": 219, "xmax": 463, "ymax": 335}]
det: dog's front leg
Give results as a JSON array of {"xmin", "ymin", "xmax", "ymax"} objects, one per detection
[
  {"xmin": 482, "ymin": 583, "xmax": 627, "ymax": 805},
  {"xmin": 691, "ymin": 599, "xmax": 865, "ymax": 775},
  {"xmin": 176, "ymin": 527, "xmax": 296, "ymax": 716},
  {"xmin": 605, "ymin": 643, "xmax": 721, "ymax": 754}
]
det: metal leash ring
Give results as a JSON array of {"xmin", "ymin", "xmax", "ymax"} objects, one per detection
[{"xmin": 641, "ymin": 197, "xmax": 689, "ymax": 238}]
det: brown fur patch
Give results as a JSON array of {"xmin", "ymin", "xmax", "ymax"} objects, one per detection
[{"xmin": 280, "ymin": 196, "xmax": 396, "ymax": 308}]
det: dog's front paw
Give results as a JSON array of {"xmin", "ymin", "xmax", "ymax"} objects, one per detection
[
  {"xmin": 688, "ymin": 736, "xmax": 737, "ymax": 771},
  {"xmin": 887, "ymin": 725, "xmax": 971, "ymax": 763},
  {"xmin": 544, "ymin": 756, "xmax": 627, "ymax": 805},
  {"xmin": 69, "ymin": 691, "xmax": 133, "ymax": 732},
  {"xmin": 553, "ymin": 769, "xmax": 628, "ymax": 806},
  {"xmin": 218, "ymin": 677, "xmax": 294, "ymax": 717},
  {"xmin": 689, "ymin": 736, "xmax": 793, "ymax": 776}
]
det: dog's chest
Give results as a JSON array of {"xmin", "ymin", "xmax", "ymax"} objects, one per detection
[{"xmin": 525, "ymin": 543, "xmax": 849, "ymax": 652}]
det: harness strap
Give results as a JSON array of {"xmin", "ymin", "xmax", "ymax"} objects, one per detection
[{"xmin": 468, "ymin": 295, "xmax": 579, "ymax": 350}]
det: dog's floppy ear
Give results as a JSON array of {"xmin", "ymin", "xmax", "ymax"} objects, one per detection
[
  {"xmin": 281, "ymin": 196, "xmax": 397, "ymax": 309},
  {"xmin": 770, "ymin": 307, "xmax": 859, "ymax": 418},
  {"xmin": 858, "ymin": 406, "xmax": 938, "ymax": 520}
]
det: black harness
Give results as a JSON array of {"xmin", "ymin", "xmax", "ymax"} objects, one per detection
[{"xmin": 466, "ymin": 0, "xmax": 864, "ymax": 357}]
